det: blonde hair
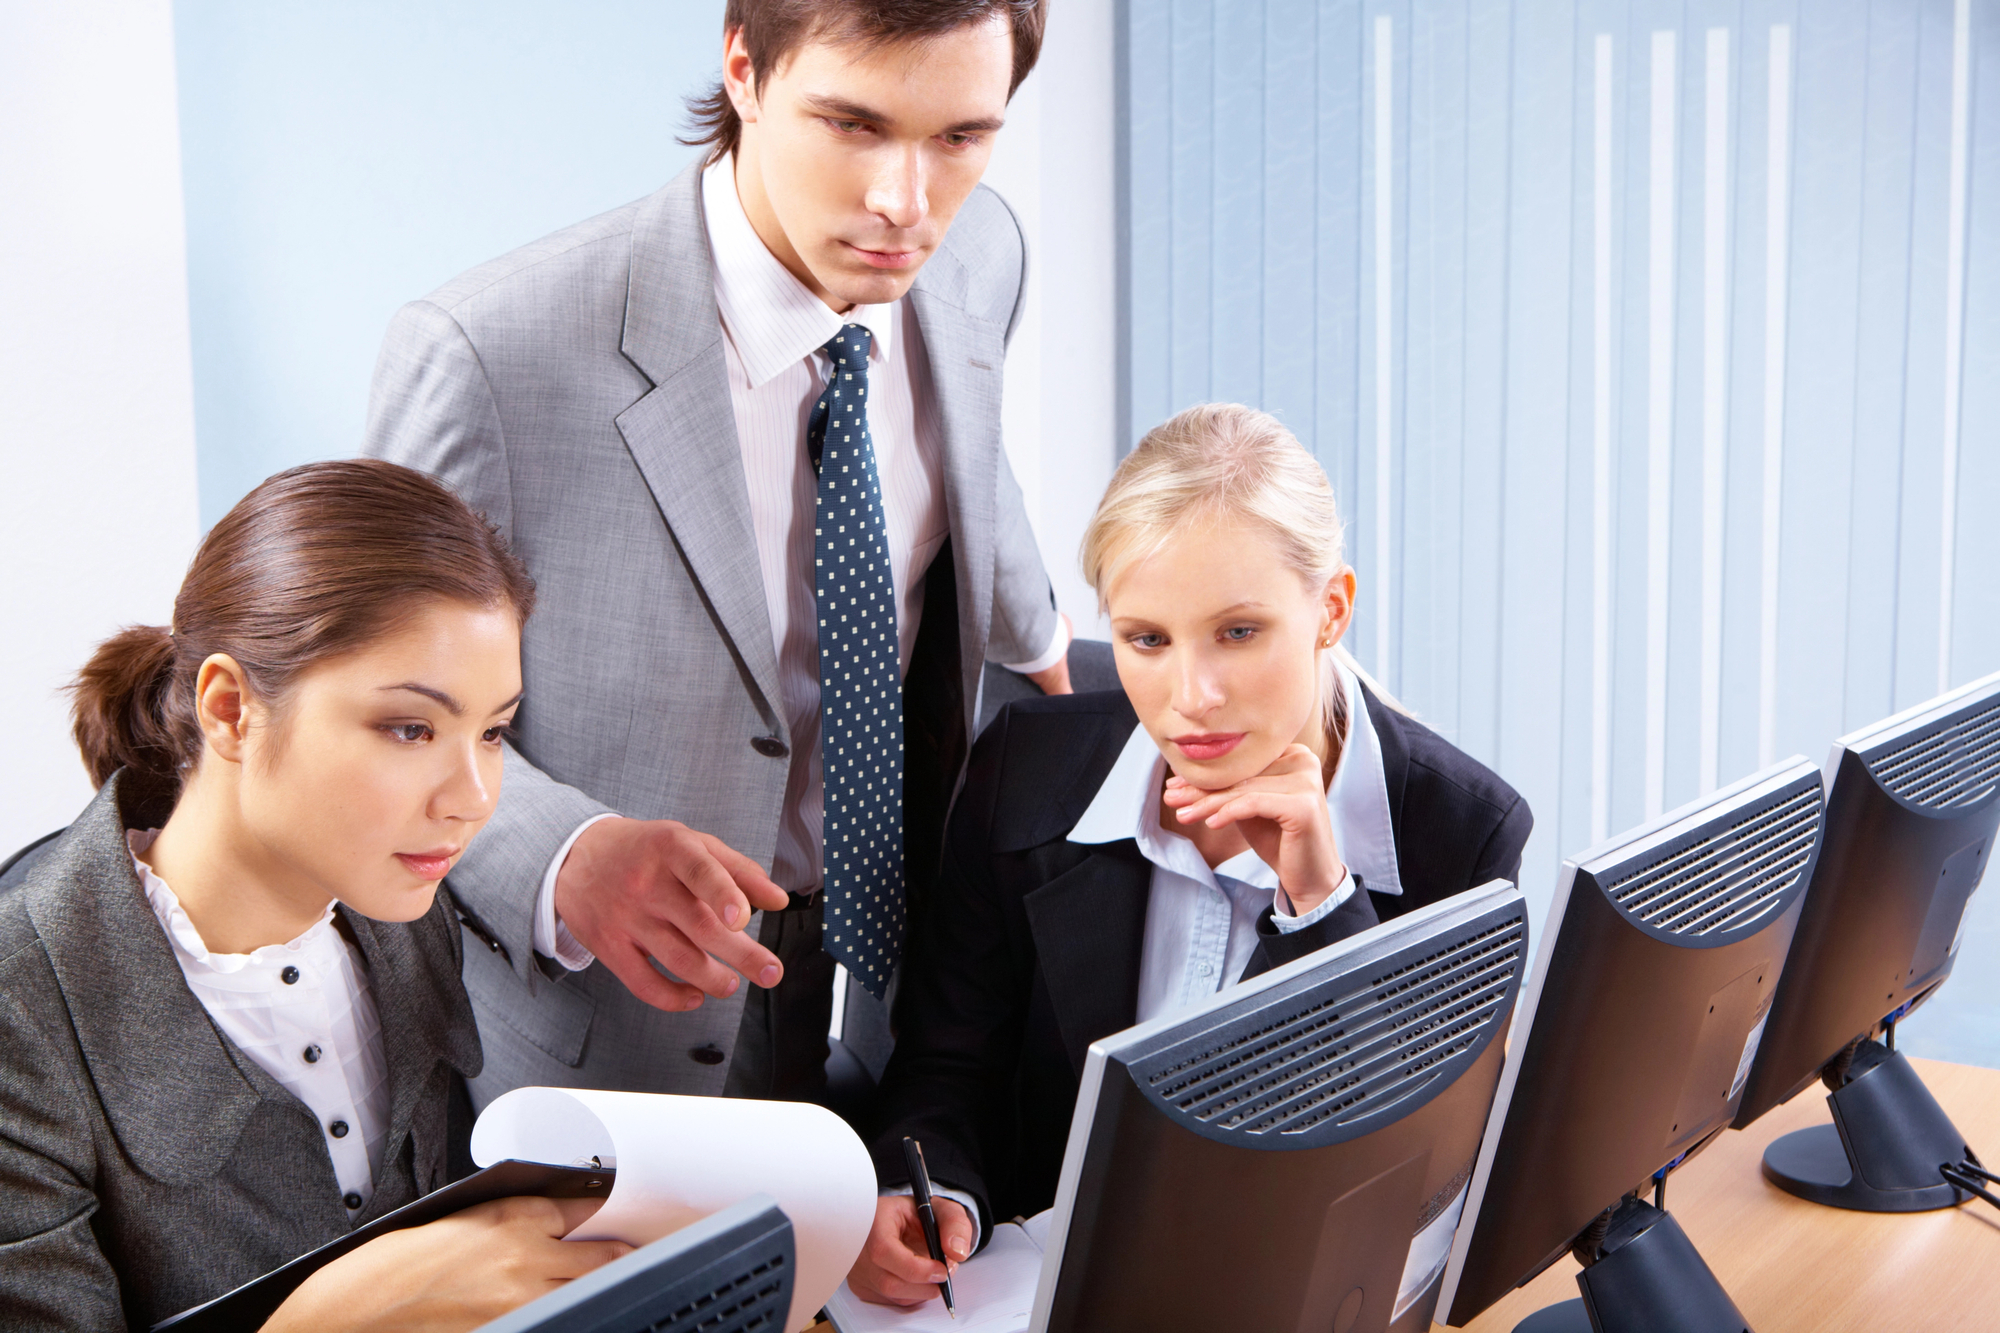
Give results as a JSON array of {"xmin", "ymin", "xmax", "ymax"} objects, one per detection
[{"xmin": 1081, "ymin": 403, "xmax": 1403, "ymax": 773}]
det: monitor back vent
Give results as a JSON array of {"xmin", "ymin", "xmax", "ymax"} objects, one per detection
[
  {"xmin": 1867, "ymin": 696, "xmax": 2000, "ymax": 811},
  {"xmin": 647, "ymin": 1250, "xmax": 788, "ymax": 1333},
  {"xmin": 1143, "ymin": 916, "xmax": 1524, "ymax": 1138},
  {"xmin": 1602, "ymin": 785, "xmax": 1820, "ymax": 936}
]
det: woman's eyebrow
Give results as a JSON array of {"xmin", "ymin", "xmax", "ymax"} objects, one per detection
[{"xmin": 378, "ymin": 683, "xmax": 463, "ymax": 715}]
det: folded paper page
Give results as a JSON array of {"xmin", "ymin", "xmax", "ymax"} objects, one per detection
[
  {"xmin": 822, "ymin": 1213, "xmax": 1052, "ymax": 1333},
  {"xmin": 472, "ymin": 1088, "xmax": 876, "ymax": 1333}
]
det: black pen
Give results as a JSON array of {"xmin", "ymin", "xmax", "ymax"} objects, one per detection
[{"xmin": 901, "ymin": 1136, "xmax": 956, "ymax": 1319}]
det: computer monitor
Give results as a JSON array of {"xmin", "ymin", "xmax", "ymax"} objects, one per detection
[
  {"xmin": 1027, "ymin": 880, "xmax": 1529, "ymax": 1333},
  {"xmin": 476, "ymin": 1194, "xmax": 794, "ymax": 1333},
  {"xmin": 1438, "ymin": 758, "xmax": 1825, "ymax": 1333},
  {"xmin": 1731, "ymin": 671, "xmax": 2000, "ymax": 1212}
]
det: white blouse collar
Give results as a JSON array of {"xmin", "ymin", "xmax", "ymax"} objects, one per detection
[{"xmin": 1067, "ymin": 660, "xmax": 1405, "ymax": 897}]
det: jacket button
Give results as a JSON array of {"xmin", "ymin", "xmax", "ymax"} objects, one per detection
[
  {"xmin": 329, "ymin": 1120, "xmax": 349, "ymax": 1138},
  {"xmin": 690, "ymin": 1045, "xmax": 726, "ymax": 1066},
  {"xmin": 303, "ymin": 1044, "xmax": 322, "ymax": 1064},
  {"xmin": 281, "ymin": 966, "xmax": 300, "ymax": 985},
  {"xmin": 751, "ymin": 736, "xmax": 788, "ymax": 759},
  {"xmin": 343, "ymin": 1192, "xmax": 363, "ymax": 1210}
]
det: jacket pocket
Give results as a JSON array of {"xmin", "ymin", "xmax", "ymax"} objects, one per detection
[{"xmin": 460, "ymin": 923, "xmax": 595, "ymax": 1067}]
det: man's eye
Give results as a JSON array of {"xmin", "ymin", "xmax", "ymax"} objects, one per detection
[
  {"xmin": 829, "ymin": 119, "xmax": 867, "ymax": 134},
  {"xmin": 384, "ymin": 723, "xmax": 432, "ymax": 744},
  {"xmin": 942, "ymin": 132, "xmax": 978, "ymax": 147}
]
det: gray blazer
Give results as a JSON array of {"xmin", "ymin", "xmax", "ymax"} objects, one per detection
[
  {"xmin": 362, "ymin": 161, "xmax": 1059, "ymax": 1103},
  {"xmin": 0, "ymin": 774, "xmax": 481, "ymax": 1331}
]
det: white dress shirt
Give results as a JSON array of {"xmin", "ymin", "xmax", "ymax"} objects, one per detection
[
  {"xmin": 129, "ymin": 830, "xmax": 390, "ymax": 1214},
  {"xmin": 1065, "ymin": 659, "xmax": 1402, "ymax": 1026},
  {"xmin": 532, "ymin": 155, "xmax": 1067, "ymax": 964}
]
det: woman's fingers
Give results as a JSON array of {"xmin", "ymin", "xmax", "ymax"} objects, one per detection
[
  {"xmin": 850, "ymin": 1197, "xmax": 955, "ymax": 1308},
  {"xmin": 546, "ymin": 1238, "xmax": 633, "ymax": 1279},
  {"xmin": 936, "ymin": 1198, "xmax": 976, "ymax": 1262},
  {"xmin": 1196, "ymin": 789, "xmax": 1299, "ymax": 830}
]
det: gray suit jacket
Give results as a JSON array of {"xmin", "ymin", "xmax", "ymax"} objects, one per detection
[
  {"xmin": 362, "ymin": 161, "xmax": 1058, "ymax": 1103},
  {"xmin": 0, "ymin": 774, "xmax": 480, "ymax": 1331}
]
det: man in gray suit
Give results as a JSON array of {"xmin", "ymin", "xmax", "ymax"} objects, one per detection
[{"xmin": 363, "ymin": 0, "xmax": 1068, "ymax": 1109}]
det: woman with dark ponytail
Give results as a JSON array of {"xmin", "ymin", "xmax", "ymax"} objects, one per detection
[{"xmin": 0, "ymin": 460, "xmax": 628, "ymax": 1331}]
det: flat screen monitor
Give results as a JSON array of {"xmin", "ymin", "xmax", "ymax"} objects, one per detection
[
  {"xmin": 1027, "ymin": 881, "xmax": 1529, "ymax": 1333},
  {"xmin": 1438, "ymin": 758, "xmax": 1825, "ymax": 1332},
  {"xmin": 1731, "ymin": 671, "xmax": 2000, "ymax": 1211},
  {"xmin": 476, "ymin": 1194, "xmax": 794, "ymax": 1333}
]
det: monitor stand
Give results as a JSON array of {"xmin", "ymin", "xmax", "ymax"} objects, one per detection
[
  {"xmin": 1510, "ymin": 1198, "xmax": 1751, "ymax": 1333},
  {"xmin": 1762, "ymin": 1037, "xmax": 1972, "ymax": 1212}
]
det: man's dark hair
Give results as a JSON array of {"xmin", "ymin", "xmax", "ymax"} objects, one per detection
[{"xmin": 683, "ymin": 0, "xmax": 1049, "ymax": 162}]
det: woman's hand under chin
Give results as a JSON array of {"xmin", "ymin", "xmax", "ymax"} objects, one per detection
[{"xmin": 1163, "ymin": 743, "xmax": 1349, "ymax": 916}]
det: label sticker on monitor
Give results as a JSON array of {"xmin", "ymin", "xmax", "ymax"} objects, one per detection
[{"xmin": 1729, "ymin": 1013, "xmax": 1769, "ymax": 1102}]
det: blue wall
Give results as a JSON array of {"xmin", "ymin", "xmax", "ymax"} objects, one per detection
[
  {"xmin": 1123, "ymin": 0, "xmax": 2000, "ymax": 1067},
  {"xmin": 174, "ymin": 0, "xmax": 726, "ymax": 524}
]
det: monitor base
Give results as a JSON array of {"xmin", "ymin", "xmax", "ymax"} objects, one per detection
[
  {"xmin": 1761, "ymin": 1042, "xmax": 1970, "ymax": 1212},
  {"xmin": 1512, "ymin": 1298, "xmax": 1590, "ymax": 1332},
  {"xmin": 1511, "ymin": 1200, "xmax": 1751, "ymax": 1333}
]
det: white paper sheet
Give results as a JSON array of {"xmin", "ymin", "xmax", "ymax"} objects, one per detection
[
  {"xmin": 822, "ymin": 1212, "xmax": 1053, "ymax": 1333},
  {"xmin": 472, "ymin": 1087, "xmax": 876, "ymax": 1332}
]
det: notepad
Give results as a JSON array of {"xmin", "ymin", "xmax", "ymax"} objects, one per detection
[{"xmin": 822, "ymin": 1210, "xmax": 1054, "ymax": 1333}]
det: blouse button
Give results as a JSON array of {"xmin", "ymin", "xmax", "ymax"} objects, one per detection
[
  {"xmin": 343, "ymin": 1192, "xmax": 363, "ymax": 1210},
  {"xmin": 329, "ymin": 1120, "xmax": 349, "ymax": 1138},
  {"xmin": 281, "ymin": 966, "xmax": 300, "ymax": 985},
  {"xmin": 303, "ymin": 1044, "xmax": 322, "ymax": 1064}
]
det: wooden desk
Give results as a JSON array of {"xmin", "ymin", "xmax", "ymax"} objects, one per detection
[{"xmin": 1444, "ymin": 1057, "xmax": 2000, "ymax": 1332}]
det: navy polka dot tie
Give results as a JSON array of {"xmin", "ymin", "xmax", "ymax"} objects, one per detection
[{"xmin": 810, "ymin": 325, "xmax": 904, "ymax": 1000}]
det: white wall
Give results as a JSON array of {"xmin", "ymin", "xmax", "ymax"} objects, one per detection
[
  {"xmin": 172, "ymin": 0, "xmax": 725, "ymax": 526},
  {"xmin": 984, "ymin": 0, "xmax": 1121, "ymax": 640},
  {"xmin": 0, "ymin": 0, "xmax": 201, "ymax": 855}
]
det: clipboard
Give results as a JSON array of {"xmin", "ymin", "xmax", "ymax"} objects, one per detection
[{"xmin": 151, "ymin": 1159, "xmax": 613, "ymax": 1332}]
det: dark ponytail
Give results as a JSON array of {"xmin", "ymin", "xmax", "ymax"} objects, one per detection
[
  {"xmin": 68, "ymin": 459, "xmax": 534, "ymax": 804},
  {"xmin": 70, "ymin": 624, "xmax": 192, "ymax": 791}
]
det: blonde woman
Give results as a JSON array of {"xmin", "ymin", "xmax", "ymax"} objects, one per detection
[{"xmin": 847, "ymin": 404, "xmax": 1532, "ymax": 1307}]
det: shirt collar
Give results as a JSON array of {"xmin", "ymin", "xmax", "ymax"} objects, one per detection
[
  {"xmin": 1067, "ymin": 660, "xmax": 1404, "ymax": 896},
  {"xmin": 701, "ymin": 154, "xmax": 896, "ymax": 389},
  {"xmin": 127, "ymin": 827, "xmax": 339, "ymax": 976}
]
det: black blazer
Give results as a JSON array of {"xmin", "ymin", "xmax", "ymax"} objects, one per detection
[
  {"xmin": 868, "ymin": 687, "xmax": 1531, "ymax": 1231},
  {"xmin": 0, "ymin": 773, "xmax": 482, "ymax": 1331}
]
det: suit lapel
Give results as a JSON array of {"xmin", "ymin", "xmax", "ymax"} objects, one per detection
[
  {"xmin": 617, "ymin": 164, "xmax": 785, "ymax": 727},
  {"xmin": 342, "ymin": 907, "xmax": 480, "ymax": 1198},
  {"xmin": 23, "ymin": 778, "xmax": 272, "ymax": 1187},
  {"xmin": 1360, "ymin": 682, "xmax": 1411, "ymax": 862},
  {"xmin": 907, "ymin": 268, "xmax": 1006, "ymax": 736},
  {"xmin": 1023, "ymin": 844, "xmax": 1152, "ymax": 1075}
]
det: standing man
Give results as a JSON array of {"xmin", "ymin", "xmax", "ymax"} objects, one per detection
[{"xmin": 363, "ymin": 0, "xmax": 1069, "ymax": 1108}]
